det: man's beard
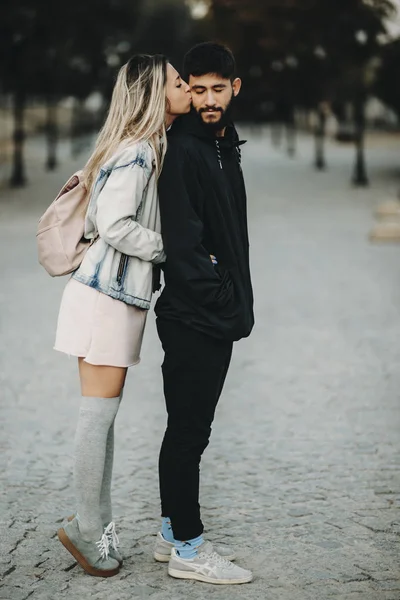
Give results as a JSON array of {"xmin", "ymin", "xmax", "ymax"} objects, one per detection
[{"xmin": 196, "ymin": 97, "xmax": 233, "ymax": 133}]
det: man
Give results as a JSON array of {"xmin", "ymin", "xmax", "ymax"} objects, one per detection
[{"xmin": 154, "ymin": 42, "xmax": 254, "ymax": 585}]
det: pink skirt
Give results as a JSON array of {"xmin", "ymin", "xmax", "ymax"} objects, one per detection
[{"xmin": 54, "ymin": 278, "xmax": 147, "ymax": 367}]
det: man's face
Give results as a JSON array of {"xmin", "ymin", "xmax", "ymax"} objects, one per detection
[{"xmin": 189, "ymin": 73, "xmax": 241, "ymax": 126}]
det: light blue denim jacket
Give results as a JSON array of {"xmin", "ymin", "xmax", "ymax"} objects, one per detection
[{"xmin": 72, "ymin": 140, "xmax": 165, "ymax": 309}]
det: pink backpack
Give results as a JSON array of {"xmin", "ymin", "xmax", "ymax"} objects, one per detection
[{"xmin": 37, "ymin": 171, "xmax": 92, "ymax": 276}]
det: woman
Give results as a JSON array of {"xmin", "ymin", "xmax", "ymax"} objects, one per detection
[{"xmin": 54, "ymin": 54, "xmax": 191, "ymax": 578}]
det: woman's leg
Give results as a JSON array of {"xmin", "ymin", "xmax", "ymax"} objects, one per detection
[
  {"xmin": 99, "ymin": 388, "xmax": 124, "ymax": 526},
  {"xmin": 74, "ymin": 359, "xmax": 127, "ymax": 541},
  {"xmin": 78, "ymin": 358, "xmax": 127, "ymax": 398}
]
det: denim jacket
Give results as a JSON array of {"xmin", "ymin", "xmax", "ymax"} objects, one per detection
[{"xmin": 72, "ymin": 140, "xmax": 166, "ymax": 309}]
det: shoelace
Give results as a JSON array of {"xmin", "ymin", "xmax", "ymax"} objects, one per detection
[
  {"xmin": 104, "ymin": 521, "xmax": 119, "ymax": 551},
  {"xmin": 199, "ymin": 551, "xmax": 234, "ymax": 570},
  {"xmin": 96, "ymin": 531, "xmax": 110, "ymax": 560}
]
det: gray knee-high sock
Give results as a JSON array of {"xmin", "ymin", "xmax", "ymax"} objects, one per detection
[
  {"xmin": 99, "ymin": 421, "xmax": 115, "ymax": 526},
  {"xmin": 74, "ymin": 396, "xmax": 120, "ymax": 541},
  {"xmin": 99, "ymin": 390, "xmax": 123, "ymax": 525}
]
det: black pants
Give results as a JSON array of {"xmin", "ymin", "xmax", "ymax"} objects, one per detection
[{"xmin": 156, "ymin": 318, "xmax": 233, "ymax": 541}]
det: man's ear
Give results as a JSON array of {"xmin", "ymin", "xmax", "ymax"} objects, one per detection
[{"xmin": 232, "ymin": 77, "xmax": 242, "ymax": 97}]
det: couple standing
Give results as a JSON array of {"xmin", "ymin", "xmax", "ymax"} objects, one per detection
[{"xmin": 54, "ymin": 42, "xmax": 254, "ymax": 585}]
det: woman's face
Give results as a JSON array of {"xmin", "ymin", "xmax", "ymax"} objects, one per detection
[{"xmin": 166, "ymin": 63, "xmax": 192, "ymax": 120}]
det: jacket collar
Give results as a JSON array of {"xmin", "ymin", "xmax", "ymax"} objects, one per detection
[{"xmin": 169, "ymin": 109, "xmax": 246, "ymax": 149}]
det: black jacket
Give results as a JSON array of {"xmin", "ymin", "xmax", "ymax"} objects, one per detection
[{"xmin": 155, "ymin": 110, "xmax": 254, "ymax": 342}]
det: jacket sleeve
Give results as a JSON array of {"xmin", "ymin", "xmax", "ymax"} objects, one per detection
[
  {"xmin": 158, "ymin": 143, "xmax": 234, "ymax": 310},
  {"xmin": 96, "ymin": 160, "xmax": 165, "ymax": 264}
]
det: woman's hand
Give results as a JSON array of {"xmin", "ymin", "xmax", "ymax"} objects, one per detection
[{"xmin": 210, "ymin": 254, "xmax": 218, "ymax": 265}]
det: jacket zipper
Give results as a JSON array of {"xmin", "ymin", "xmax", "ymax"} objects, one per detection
[
  {"xmin": 117, "ymin": 254, "xmax": 128, "ymax": 284},
  {"xmin": 215, "ymin": 140, "xmax": 223, "ymax": 169}
]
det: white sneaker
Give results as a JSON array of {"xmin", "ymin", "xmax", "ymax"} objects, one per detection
[
  {"xmin": 168, "ymin": 546, "xmax": 252, "ymax": 585},
  {"xmin": 153, "ymin": 532, "xmax": 236, "ymax": 562}
]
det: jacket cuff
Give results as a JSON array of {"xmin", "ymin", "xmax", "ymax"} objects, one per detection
[{"xmin": 152, "ymin": 249, "xmax": 166, "ymax": 265}]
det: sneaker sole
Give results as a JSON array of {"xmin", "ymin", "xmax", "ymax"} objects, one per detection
[
  {"xmin": 66, "ymin": 515, "xmax": 123, "ymax": 566},
  {"xmin": 57, "ymin": 528, "xmax": 120, "ymax": 578},
  {"xmin": 154, "ymin": 551, "xmax": 171, "ymax": 562},
  {"xmin": 168, "ymin": 567, "xmax": 252, "ymax": 585}
]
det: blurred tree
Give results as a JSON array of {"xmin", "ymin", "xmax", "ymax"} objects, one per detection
[
  {"xmin": 1, "ymin": 0, "xmax": 33, "ymax": 186},
  {"xmin": 374, "ymin": 38, "xmax": 400, "ymax": 118},
  {"xmin": 1, "ymin": 0, "xmax": 200, "ymax": 185},
  {"xmin": 136, "ymin": 0, "xmax": 195, "ymax": 68},
  {"xmin": 0, "ymin": 0, "xmax": 145, "ymax": 185},
  {"xmin": 211, "ymin": 0, "xmax": 395, "ymax": 184}
]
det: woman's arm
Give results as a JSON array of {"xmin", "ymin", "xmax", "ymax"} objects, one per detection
[{"xmin": 96, "ymin": 160, "xmax": 165, "ymax": 264}]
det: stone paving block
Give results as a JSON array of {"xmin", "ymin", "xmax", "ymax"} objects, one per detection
[{"xmin": 0, "ymin": 588, "xmax": 31, "ymax": 600}]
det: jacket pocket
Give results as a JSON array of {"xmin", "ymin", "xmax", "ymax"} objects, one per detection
[
  {"xmin": 117, "ymin": 254, "xmax": 129, "ymax": 285},
  {"xmin": 212, "ymin": 265, "xmax": 235, "ymax": 311}
]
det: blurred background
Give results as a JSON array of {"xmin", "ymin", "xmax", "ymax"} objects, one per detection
[{"xmin": 1, "ymin": 0, "xmax": 400, "ymax": 190}]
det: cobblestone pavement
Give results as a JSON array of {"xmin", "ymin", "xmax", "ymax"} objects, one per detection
[{"xmin": 1, "ymin": 132, "xmax": 400, "ymax": 600}]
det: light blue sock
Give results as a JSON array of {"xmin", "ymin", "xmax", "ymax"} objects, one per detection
[
  {"xmin": 175, "ymin": 534, "xmax": 204, "ymax": 560},
  {"xmin": 161, "ymin": 517, "xmax": 174, "ymax": 543}
]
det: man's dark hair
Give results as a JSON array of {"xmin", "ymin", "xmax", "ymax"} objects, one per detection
[{"xmin": 183, "ymin": 42, "xmax": 236, "ymax": 82}]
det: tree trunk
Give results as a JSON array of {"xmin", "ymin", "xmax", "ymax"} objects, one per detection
[
  {"xmin": 45, "ymin": 96, "xmax": 58, "ymax": 171},
  {"xmin": 271, "ymin": 121, "xmax": 283, "ymax": 147},
  {"xmin": 314, "ymin": 104, "xmax": 327, "ymax": 170},
  {"xmin": 10, "ymin": 89, "xmax": 27, "ymax": 187},
  {"xmin": 352, "ymin": 93, "xmax": 369, "ymax": 187},
  {"xmin": 70, "ymin": 98, "xmax": 88, "ymax": 159},
  {"xmin": 286, "ymin": 106, "xmax": 296, "ymax": 157}
]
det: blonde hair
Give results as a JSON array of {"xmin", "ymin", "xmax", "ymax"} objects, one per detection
[{"xmin": 84, "ymin": 54, "xmax": 168, "ymax": 196}]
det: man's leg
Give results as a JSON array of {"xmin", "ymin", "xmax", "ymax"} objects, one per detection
[
  {"xmin": 156, "ymin": 319, "xmax": 252, "ymax": 584},
  {"xmin": 157, "ymin": 318, "xmax": 233, "ymax": 542}
]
